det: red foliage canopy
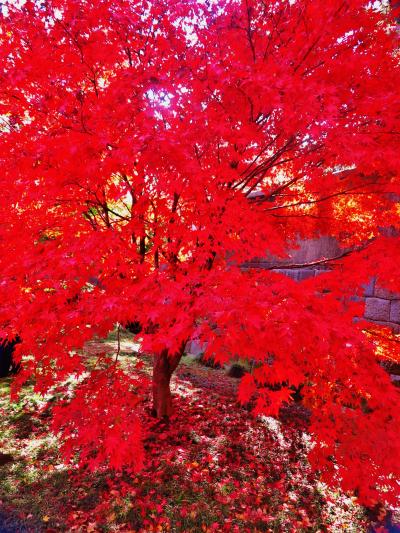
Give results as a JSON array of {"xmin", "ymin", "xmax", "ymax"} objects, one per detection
[{"xmin": 0, "ymin": 0, "xmax": 400, "ymax": 503}]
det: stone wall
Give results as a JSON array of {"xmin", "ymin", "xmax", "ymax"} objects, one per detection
[
  {"xmin": 363, "ymin": 278, "xmax": 400, "ymax": 333},
  {"xmin": 186, "ymin": 237, "xmax": 399, "ymax": 358},
  {"xmin": 243, "ymin": 236, "xmax": 400, "ymax": 333}
]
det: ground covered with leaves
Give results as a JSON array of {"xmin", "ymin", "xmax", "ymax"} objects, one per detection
[{"xmin": 0, "ymin": 333, "xmax": 380, "ymax": 531}]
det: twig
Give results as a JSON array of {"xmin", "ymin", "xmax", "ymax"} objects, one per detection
[{"xmin": 115, "ymin": 324, "xmax": 121, "ymax": 364}]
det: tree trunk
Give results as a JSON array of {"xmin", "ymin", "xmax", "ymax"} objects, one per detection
[
  {"xmin": 0, "ymin": 338, "xmax": 21, "ymax": 378},
  {"xmin": 152, "ymin": 347, "xmax": 184, "ymax": 418}
]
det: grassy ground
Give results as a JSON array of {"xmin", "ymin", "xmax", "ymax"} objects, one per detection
[{"xmin": 0, "ymin": 331, "xmax": 370, "ymax": 532}]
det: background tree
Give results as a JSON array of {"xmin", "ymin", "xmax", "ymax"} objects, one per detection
[
  {"xmin": 0, "ymin": 0, "xmax": 400, "ymax": 503},
  {"xmin": 0, "ymin": 337, "xmax": 21, "ymax": 378}
]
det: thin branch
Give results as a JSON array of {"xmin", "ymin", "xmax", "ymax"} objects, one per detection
[
  {"xmin": 259, "ymin": 180, "xmax": 385, "ymax": 210},
  {"xmin": 115, "ymin": 324, "xmax": 121, "ymax": 364},
  {"xmin": 245, "ymin": 0, "xmax": 256, "ymax": 61},
  {"xmin": 265, "ymin": 243, "xmax": 369, "ymax": 270}
]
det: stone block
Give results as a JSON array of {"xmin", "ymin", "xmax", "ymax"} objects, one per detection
[
  {"xmin": 297, "ymin": 269, "xmax": 316, "ymax": 281},
  {"xmin": 363, "ymin": 320, "xmax": 400, "ymax": 333},
  {"xmin": 374, "ymin": 285, "xmax": 397, "ymax": 299},
  {"xmin": 362, "ymin": 277, "xmax": 375, "ymax": 297},
  {"xmin": 391, "ymin": 323, "xmax": 400, "ymax": 334},
  {"xmin": 390, "ymin": 300, "xmax": 400, "ymax": 324},
  {"xmin": 278, "ymin": 269, "xmax": 299, "ymax": 281},
  {"xmin": 364, "ymin": 298, "xmax": 391, "ymax": 322},
  {"xmin": 373, "ymin": 322, "xmax": 400, "ymax": 334},
  {"xmin": 289, "ymin": 236, "xmax": 341, "ymax": 264},
  {"xmin": 185, "ymin": 339, "xmax": 207, "ymax": 358}
]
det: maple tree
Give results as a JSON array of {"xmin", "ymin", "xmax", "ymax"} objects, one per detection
[{"xmin": 0, "ymin": 0, "xmax": 400, "ymax": 505}]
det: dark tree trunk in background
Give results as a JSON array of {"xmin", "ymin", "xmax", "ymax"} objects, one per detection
[
  {"xmin": 0, "ymin": 338, "xmax": 21, "ymax": 378},
  {"xmin": 152, "ymin": 346, "xmax": 185, "ymax": 418}
]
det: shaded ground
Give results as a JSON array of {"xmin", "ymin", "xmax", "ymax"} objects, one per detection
[
  {"xmin": 0, "ymin": 331, "xmax": 386, "ymax": 531},
  {"xmin": 0, "ymin": 509, "xmax": 42, "ymax": 533}
]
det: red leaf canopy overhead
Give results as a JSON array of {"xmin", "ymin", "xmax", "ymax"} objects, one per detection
[{"xmin": 0, "ymin": 0, "xmax": 399, "ymax": 502}]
